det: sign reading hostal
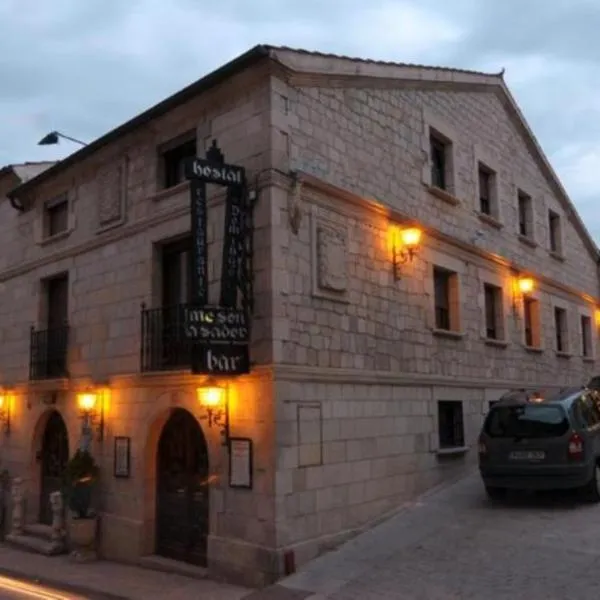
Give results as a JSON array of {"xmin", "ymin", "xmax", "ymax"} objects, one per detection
[{"xmin": 185, "ymin": 139, "xmax": 252, "ymax": 376}]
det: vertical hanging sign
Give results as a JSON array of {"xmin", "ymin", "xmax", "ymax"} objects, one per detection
[{"xmin": 184, "ymin": 139, "xmax": 252, "ymax": 376}]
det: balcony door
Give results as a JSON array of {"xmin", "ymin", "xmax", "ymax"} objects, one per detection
[
  {"xmin": 161, "ymin": 238, "xmax": 193, "ymax": 368},
  {"xmin": 47, "ymin": 274, "xmax": 69, "ymax": 329}
]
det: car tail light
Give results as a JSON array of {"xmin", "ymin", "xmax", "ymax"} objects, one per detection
[{"xmin": 568, "ymin": 432, "xmax": 584, "ymax": 460}]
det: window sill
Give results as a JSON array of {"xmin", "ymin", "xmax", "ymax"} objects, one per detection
[
  {"xmin": 436, "ymin": 446, "xmax": 469, "ymax": 457},
  {"xmin": 549, "ymin": 250, "xmax": 566, "ymax": 262},
  {"xmin": 150, "ymin": 180, "xmax": 189, "ymax": 202},
  {"xmin": 583, "ymin": 356, "xmax": 596, "ymax": 363},
  {"xmin": 484, "ymin": 338, "xmax": 508, "ymax": 348},
  {"xmin": 427, "ymin": 185, "xmax": 461, "ymax": 206},
  {"xmin": 518, "ymin": 234, "xmax": 537, "ymax": 249},
  {"xmin": 477, "ymin": 212, "xmax": 503, "ymax": 230},
  {"xmin": 524, "ymin": 345, "xmax": 543, "ymax": 354},
  {"xmin": 555, "ymin": 351, "xmax": 572, "ymax": 359},
  {"xmin": 39, "ymin": 228, "xmax": 72, "ymax": 246},
  {"xmin": 432, "ymin": 328, "xmax": 465, "ymax": 340}
]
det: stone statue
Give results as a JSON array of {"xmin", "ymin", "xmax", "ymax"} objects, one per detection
[{"xmin": 10, "ymin": 477, "xmax": 24, "ymax": 535}]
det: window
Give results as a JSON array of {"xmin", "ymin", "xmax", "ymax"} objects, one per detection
[
  {"xmin": 438, "ymin": 401, "xmax": 465, "ymax": 449},
  {"xmin": 523, "ymin": 297, "xmax": 541, "ymax": 348},
  {"xmin": 430, "ymin": 133, "xmax": 449, "ymax": 190},
  {"xmin": 517, "ymin": 190, "xmax": 533, "ymax": 238},
  {"xmin": 484, "ymin": 404, "xmax": 569, "ymax": 439},
  {"xmin": 554, "ymin": 306, "xmax": 568, "ymax": 353},
  {"xmin": 483, "ymin": 283, "xmax": 503, "ymax": 340},
  {"xmin": 161, "ymin": 138, "xmax": 197, "ymax": 189},
  {"xmin": 44, "ymin": 198, "xmax": 69, "ymax": 237},
  {"xmin": 478, "ymin": 164, "xmax": 495, "ymax": 216},
  {"xmin": 548, "ymin": 210, "xmax": 562, "ymax": 254},
  {"xmin": 433, "ymin": 267, "xmax": 459, "ymax": 331},
  {"xmin": 161, "ymin": 237, "xmax": 193, "ymax": 307},
  {"xmin": 581, "ymin": 315, "xmax": 593, "ymax": 358}
]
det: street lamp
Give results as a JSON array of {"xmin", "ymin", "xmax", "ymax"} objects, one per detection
[{"xmin": 38, "ymin": 131, "xmax": 87, "ymax": 147}]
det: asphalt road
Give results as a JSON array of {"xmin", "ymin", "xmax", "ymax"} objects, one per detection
[{"xmin": 0, "ymin": 574, "xmax": 89, "ymax": 600}]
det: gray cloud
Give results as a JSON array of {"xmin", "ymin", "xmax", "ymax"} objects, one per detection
[{"xmin": 1, "ymin": 0, "xmax": 598, "ymax": 237}]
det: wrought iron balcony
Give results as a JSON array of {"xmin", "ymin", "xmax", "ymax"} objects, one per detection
[
  {"xmin": 140, "ymin": 304, "xmax": 192, "ymax": 372},
  {"xmin": 29, "ymin": 324, "xmax": 69, "ymax": 380}
]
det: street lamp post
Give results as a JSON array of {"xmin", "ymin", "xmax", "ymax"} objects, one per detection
[{"xmin": 38, "ymin": 131, "xmax": 87, "ymax": 147}]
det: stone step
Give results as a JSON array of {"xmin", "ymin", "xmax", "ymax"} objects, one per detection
[
  {"xmin": 5, "ymin": 533, "xmax": 66, "ymax": 556},
  {"xmin": 23, "ymin": 523, "xmax": 53, "ymax": 541}
]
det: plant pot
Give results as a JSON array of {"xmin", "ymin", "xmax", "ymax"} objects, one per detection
[{"xmin": 68, "ymin": 516, "xmax": 97, "ymax": 549}]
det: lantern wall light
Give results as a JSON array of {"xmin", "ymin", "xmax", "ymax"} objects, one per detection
[
  {"xmin": 76, "ymin": 389, "xmax": 105, "ymax": 442},
  {"xmin": 392, "ymin": 226, "xmax": 423, "ymax": 280},
  {"xmin": 517, "ymin": 277, "xmax": 535, "ymax": 295},
  {"xmin": 0, "ymin": 391, "xmax": 13, "ymax": 436},
  {"xmin": 197, "ymin": 383, "xmax": 229, "ymax": 446}
]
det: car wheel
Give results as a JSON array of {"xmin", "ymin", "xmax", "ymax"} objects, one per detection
[
  {"xmin": 583, "ymin": 464, "xmax": 600, "ymax": 503},
  {"xmin": 485, "ymin": 485, "xmax": 506, "ymax": 501}
]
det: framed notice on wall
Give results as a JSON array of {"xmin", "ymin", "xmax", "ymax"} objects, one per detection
[
  {"xmin": 228, "ymin": 437, "xmax": 253, "ymax": 489},
  {"xmin": 113, "ymin": 436, "xmax": 131, "ymax": 479}
]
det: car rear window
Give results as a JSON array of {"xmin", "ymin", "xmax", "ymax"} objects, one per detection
[{"xmin": 484, "ymin": 404, "xmax": 569, "ymax": 439}]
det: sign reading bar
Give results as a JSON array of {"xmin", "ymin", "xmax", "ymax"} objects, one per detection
[
  {"xmin": 185, "ymin": 157, "xmax": 245, "ymax": 186},
  {"xmin": 184, "ymin": 307, "xmax": 249, "ymax": 342},
  {"xmin": 192, "ymin": 344, "xmax": 250, "ymax": 375}
]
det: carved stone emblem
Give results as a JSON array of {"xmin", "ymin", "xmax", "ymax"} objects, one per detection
[
  {"xmin": 316, "ymin": 223, "xmax": 347, "ymax": 293},
  {"xmin": 97, "ymin": 163, "xmax": 124, "ymax": 226}
]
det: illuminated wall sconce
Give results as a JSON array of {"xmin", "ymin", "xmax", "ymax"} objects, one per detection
[
  {"xmin": 76, "ymin": 389, "xmax": 105, "ymax": 442},
  {"xmin": 517, "ymin": 277, "xmax": 535, "ymax": 295},
  {"xmin": 197, "ymin": 382, "xmax": 229, "ymax": 446},
  {"xmin": 595, "ymin": 309, "xmax": 600, "ymax": 329},
  {"xmin": 392, "ymin": 226, "xmax": 423, "ymax": 280},
  {"xmin": 0, "ymin": 391, "xmax": 13, "ymax": 435},
  {"xmin": 512, "ymin": 276, "xmax": 535, "ymax": 315}
]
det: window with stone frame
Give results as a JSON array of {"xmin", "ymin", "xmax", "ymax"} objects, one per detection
[
  {"xmin": 523, "ymin": 296, "xmax": 541, "ymax": 348},
  {"xmin": 483, "ymin": 283, "xmax": 504, "ymax": 340},
  {"xmin": 433, "ymin": 266, "xmax": 460, "ymax": 332},
  {"xmin": 160, "ymin": 137, "xmax": 197, "ymax": 189},
  {"xmin": 44, "ymin": 196, "xmax": 69, "ymax": 238},
  {"xmin": 517, "ymin": 190, "xmax": 534, "ymax": 239},
  {"xmin": 554, "ymin": 306, "xmax": 569, "ymax": 354},
  {"xmin": 581, "ymin": 314, "xmax": 593, "ymax": 358},
  {"xmin": 548, "ymin": 210, "xmax": 563, "ymax": 255},
  {"xmin": 438, "ymin": 400, "xmax": 465, "ymax": 449},
  {"xmin": 429, "ymin": 131, "xmax": 452, "ymax": 191},
  {"xmin": 478, "ymin": 163, "xmax": 497, "ymax": 216}
]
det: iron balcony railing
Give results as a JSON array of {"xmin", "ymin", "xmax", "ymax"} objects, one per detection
[
  {"xmin": 140, "ymin": 304, "xmax": 192, "ymax": 372},
  {"xmin": 29, "ymin": 324, "xmax": 69, "ymax": 380}
]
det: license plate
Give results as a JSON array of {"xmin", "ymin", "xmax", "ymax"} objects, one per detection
[{"xmin": 509, "ymin": 450, "xmax": 545, "ymax": 460}]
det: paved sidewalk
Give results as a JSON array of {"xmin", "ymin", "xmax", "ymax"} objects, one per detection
[{"xmin": 0, "ymin": 545, "xmax": 250, "ymax": 599}]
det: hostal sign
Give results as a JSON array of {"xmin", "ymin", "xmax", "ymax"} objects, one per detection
[{"xmin": 183, "ymin": 140, "xmax": 251, "ymax": 376}]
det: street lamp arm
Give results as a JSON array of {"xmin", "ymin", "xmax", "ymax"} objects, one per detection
[
  {"xmin": 38, "ymin": 130, "xmax": 87, "ymax": 147},
  {"xmin": 57, "ymin": 132, "xmax": 87, "ymax": 146}
]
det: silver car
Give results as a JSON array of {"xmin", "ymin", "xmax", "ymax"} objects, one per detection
[{"xmin": 478, "ymin": 387, "xmax": 600, "ymax": 502}]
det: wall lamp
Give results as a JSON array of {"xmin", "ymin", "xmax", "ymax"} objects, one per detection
[
  {"xmin": 392, "ymin": 226, "xmax": 422, "ymax": 280},
  {"xmin": 512, "ymin": 276, "xmax": 536, "ymax": 315},
  {"xmin": 0, "ymin": 391, "xmax": 13, "ymax": 436},
  {"xmin": 38, "ymin": 131, "xmax": 87, "ymax": 147},
  {"xmin": 197, "ymin": 382, "xmax": 229, "ymax": 446},
  {"xmin": 77, "ymin": 389, "xmax": 106, "ymax": 442}
]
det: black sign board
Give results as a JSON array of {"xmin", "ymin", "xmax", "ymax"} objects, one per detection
[{"xmin": 186, "ymin": 139, "xmax": 252, "ymax": 376}]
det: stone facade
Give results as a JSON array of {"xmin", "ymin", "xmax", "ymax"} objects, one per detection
[{"xmin": 0, "ymin": 45, "xmax": 598, "ymax": 586}]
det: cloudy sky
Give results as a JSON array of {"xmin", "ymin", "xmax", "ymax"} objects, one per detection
[{"xmin": 1, "ymin": 0, "xmax": 599, "ymax": 237}]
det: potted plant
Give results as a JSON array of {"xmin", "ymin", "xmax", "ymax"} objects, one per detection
[{"xmin": 63, "ymin": 449, "xmax": 100, "ymax": 552}]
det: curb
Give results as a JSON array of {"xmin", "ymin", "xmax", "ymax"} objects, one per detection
[{"xmin": 0, "ymin": 564, "xmax": 130, "ymax": 600}]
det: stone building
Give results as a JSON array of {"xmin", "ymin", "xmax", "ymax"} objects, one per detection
[{"xmin": 0, "ymin": 45, "xmax": 598, "ymax": 586}]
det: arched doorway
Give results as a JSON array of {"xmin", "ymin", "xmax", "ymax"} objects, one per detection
[
  {"xmin": 39, "ymin": 411, "xmax": 69, "ymax": 525},
  {"xmin": 156, "ymin": 408, "xmax": 209, "ymax": 566}
]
